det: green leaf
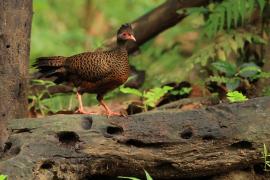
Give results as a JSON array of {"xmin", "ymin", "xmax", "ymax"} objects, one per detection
[
  {"xmin": 119, "ymin": 86, "xmax": 143, "ymax": 97},
  {"xmin": 226, "ymin": 4, "xmax": 232, "ymax": 30},
  {"xmin": 238, "ymin": 63, "xmax": 261, "ymax": 78},
  {"xmin": 226, "ymin": 78, "xmax": 241, "ymax": 91},
  {"xmin": 171, "ymin": 87, "xmax": 192, "ymax": 96},
  {"xmin": 40, "ymin": 93, "xmax": 77, "ymax": 113},
  {"xmin": 0, "ymin": 175, "xmax": 8, "ymax": 180},
  {"xmin": 252, "ymin": 35, "xmax": 268, "ymax": 44},
  {"xmin": 218, "ymin": 10, "xmax": 225, "ymax": 31},
  {"xmin": 249, "ymin": 71, "xmax": 270, "ymax": 80},
  {"xmin": 238, "ymin": 0, "xmax": 245, "ymax": 24},
  {"xmin": 144, "ymin": 170, "xmax": 153, "ymax": 180},
  {"xmin": 216, "ymin": 49, "xmax": 226, "ymax": 61},
  {"xmin": 178, "ymin": 7, "xmax": 208, "ymax": 15},
  {"xmin": 117, "ymin": 170, "xmax": 153, "ymax": 180},
  {"xmin": 144, "ymin": 86, "xmax": 173, "ymax": 107},
  {"xmin": 257, "ymin": 0, "xmax": 266, "ymax": 14},
  {"xmin": 228, "ymin": 38, "xmax": 239, "ymax": 53},
  {"xmin": 31, "ymin": 79, "xmax": 55, "ymax": 87},
  {"xmin": 118, "ymin": 176, "xmax": 141, "ymax": 180},
  {"xmin": 232, "ymin": 1, "xmax": 240, "ymax": 27},
  {"xmin": 262, "ymin": 143, "xmax": 270, "ymax": 171},
  {"xmin": 207, "ymin": 75, "xmax": 229, "ymax": 84},
  {"xmin": 212, "ymin": 61, "xmax": 237, "ymax": 77},
  {"xmin": 264, "ymin": 144, "xmax": 268, "ymax": 158},
  {"xmin": 227, "ymin": 91, "xmax": 248, "ymax": 103}
]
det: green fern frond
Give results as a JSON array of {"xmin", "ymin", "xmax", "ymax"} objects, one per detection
[
  {"xmin": 206, "ymin": 75, "xmax": 230, "ymax": 84},
  {"xmin": 198, "ymin": 0, "xmax": 266, "ymax": 37},
  {"xmin": 185, "ymin": 31, "xmax": 265, "ymax": 71},
  {"xmin": 227, "ymin": 91, "xmax": 248, "ymax": 102},
  {"xmin": 257, "ymin": 0, "xmax": 266, "ymax": 13}
]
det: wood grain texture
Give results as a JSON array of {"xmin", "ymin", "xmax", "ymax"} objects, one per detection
[
  {"xmin": 0, "ymin": 0, "xmax": 32, "ymax": 151},
  {"xmin": 0, "ymin": 97, "xmax": 269, "ymax": 179}
]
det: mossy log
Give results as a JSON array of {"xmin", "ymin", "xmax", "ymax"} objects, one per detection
[{"xmin": 0, "ymin": 97, "xmax": 270, "ymax": 179}]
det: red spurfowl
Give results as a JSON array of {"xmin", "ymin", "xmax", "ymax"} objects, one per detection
[{"xmin": 34, "ymin": 24, "xmax": 136, "ymax": 116}]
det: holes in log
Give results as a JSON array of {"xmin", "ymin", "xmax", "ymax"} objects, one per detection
[
  {"xmin": 202, "ymin": 134, "xmax": 215, "ymax": 141},
  {"xmin": 11, "ymin": 147, "xmax": 21, "ymax": 155},
  {"xmin": 253, "ymin": 163, "xmax": 265, "ymax": 174},
  {"xmin": 125, "ymin": 139, "xmax": 163, "ymax": 148},
  {"xmin": 12, "ymin": 128, "xmax": 33, "ymax": 134},
  {"xmin": 180, "ymin": 127, "xmax": 193, "ymax": 139},
  {"xmin": 56, "ymin": 131, "xmax": 80, "ymax": 145},
  {"xmin": 6, "ymin": 44, "xmax": 10, "ymax": 48},
  {"xmin": 40, "ymin": 160, "xmax": 54, "ymax": 169},
  {"xmin": 3, "ymin": 142, "xmax": 21, "ymax": 157},
  {"xmin": 124, "ymin": 139, "xmax": 163, "ymax": 148},
  {"xmin": 4, "ymin": 142, "xmax": 12, "ymax": 152},
  {"xmin": 81, "ymin": 117, "xmax": 92, "ymax": 130},
  {"xmin": 156, "ymin": 161, "xmax": 176, "ymax": 169},
  {"xmin": 220, "ymin": 125, "xmax": 228, "ymax": 128},
  {"xmin": 230, "ymin": 141, "xmax": 253, "ymax": 149},
  {"xmin": 2, "ymin": 113, "xmax": 5, "ymax": 117},
  {"xmin": 106, "ymin": 126, "xmax": 123, "ymax": 135},
  {"xmin": 17, "ymin": 83, "xmax": 22, "ymax": 97},
  {"xmin": 125, "ymin": 139, "xmax": 146, "ymax": 147}
]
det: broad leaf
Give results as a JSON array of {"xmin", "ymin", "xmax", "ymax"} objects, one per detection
[
  {"xmin": 238, "ymin": 63, "xmax": 261, "ymax": 78},
  {"xmin": 119, "ymin": 86, "xmax": 143, "ymax": 97},
  {"xmin": 226, "ymin": 78, "xmax": 241, "ymax": 91},
  {"xmin": 212, "ymin": 61, "xmax": 237, "ymax": 77}
]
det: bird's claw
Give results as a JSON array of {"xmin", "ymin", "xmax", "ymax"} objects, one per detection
[
  {"xmin": 75, "ymin": 108, "xmax": 97, "ymax": 115},
  {"xmin": 104, "ymin": 110, "xmax": 127, "ymax": 118}
]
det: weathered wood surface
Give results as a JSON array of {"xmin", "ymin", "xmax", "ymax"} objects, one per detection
[
  {"xmin": 0, "ymin": 0, "xmax": 32, "ymax": 150},
  {"xmin": 0, "ymin": 97, "xmax": 269, "ymax": 179}
]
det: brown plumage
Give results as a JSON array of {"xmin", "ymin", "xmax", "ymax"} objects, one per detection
[{"xmin": 34, "ymin": 24, "xmax": 136, "ymax": 116}]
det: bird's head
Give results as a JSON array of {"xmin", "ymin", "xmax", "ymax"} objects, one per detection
[{"xmin": 117, "ymin": 23, "xmax": 136, "ymax": 45}]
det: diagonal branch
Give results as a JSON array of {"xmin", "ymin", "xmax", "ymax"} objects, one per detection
[{"xmin": 105, "ymin": 0, "xmax": 211, "ymax": 53}]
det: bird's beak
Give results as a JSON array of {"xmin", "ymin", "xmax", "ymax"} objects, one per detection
[{"xmin": 129, "ymin": 35, "xmax": 136, "ymax": 42}]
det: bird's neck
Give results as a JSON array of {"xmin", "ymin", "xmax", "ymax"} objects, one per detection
[
  {"xmin": 116, "ymin": 39, "xmax": 128, "ymax": 49},
  {"xmin": 114, "ymin": 44, "xmax": 128, "ymax": 56}
]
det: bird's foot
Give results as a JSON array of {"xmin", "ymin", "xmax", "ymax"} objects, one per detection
[
  {"xmin": 75, "ymin": 108, "xmax": 97, "ymax": 115},
  {"xmin": 104, "ymin": 110, "xmax": 127, "ymax": 118}
]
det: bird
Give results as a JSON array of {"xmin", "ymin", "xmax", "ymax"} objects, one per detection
[{"xmin": 34, "ymin": 23, "xmax": 136, "ymax": 116}]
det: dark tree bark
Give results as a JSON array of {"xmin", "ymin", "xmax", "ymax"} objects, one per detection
[
  {"xmin": 104, "ymin": 0, "xmax": 210, "ymax": 53},
  {"xmin": 0, "ymin": 0, "xmax": 32, "ymax": 152},
  {"xmin": 0, "ymin": 97, "xmax": 269, "ymax": 179}
]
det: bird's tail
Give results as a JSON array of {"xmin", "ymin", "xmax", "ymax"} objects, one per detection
[{"xmin": 33, "ymin": 56, "xmax": 67, "ymax": 82}]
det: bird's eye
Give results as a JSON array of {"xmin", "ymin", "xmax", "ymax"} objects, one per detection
[{"xmin": 122, "ymin": 33, "xmax": 127, "ymax": 36}]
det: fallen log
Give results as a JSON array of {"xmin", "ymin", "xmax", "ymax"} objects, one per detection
[{"xmin": 0, "ymin": 97, "xmax": 269, "ymax": 179}]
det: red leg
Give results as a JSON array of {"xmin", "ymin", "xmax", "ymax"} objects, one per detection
[
  {"xmin": 97, "ymin": 94, "xmax": 125, "ymax": 117},
  {"xmin": 75, "ymin": 92, "xmax": 96, "ymax": 114}
]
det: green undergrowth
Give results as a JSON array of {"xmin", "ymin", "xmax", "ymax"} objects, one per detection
[{"xmin": 29, "ymin": 0, "xmax": 270, "ymax": 115}]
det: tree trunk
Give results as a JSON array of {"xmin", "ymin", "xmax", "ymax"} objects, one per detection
[
  {"xmin": 0, "ymin": 0, "xmax": 32, "ymax": 151},
  {"xmin": 0, "ymin": 97, "xmax": 269, "ymax": 179}
]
